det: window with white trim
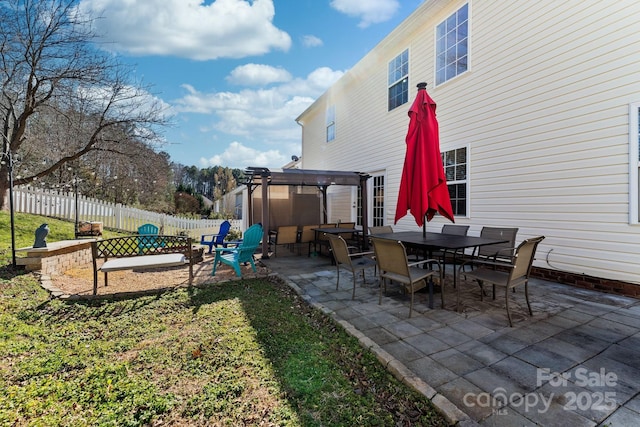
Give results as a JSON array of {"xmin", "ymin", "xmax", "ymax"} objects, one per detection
[
  {"xmin": 388, "ymin": 49, "xmax": 408, "ymax": 111},
  {"xmin": 630, "ymin": 102, "xmax": 640, "ymax": 224},
  {"xmin": 326, "ymin": 104, "xmax": 335, "ymax": 142},
  {"xmin": 443, "ymin": 147, "xmax": 467, "ymax": 216},
  {"xmin": 436, "ymin": 3, "xmax": 468, "ymax": 85}
]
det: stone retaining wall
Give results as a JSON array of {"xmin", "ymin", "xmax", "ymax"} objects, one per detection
[{"xmin": 16, "ymin": 240, "xmax": 95, "ymax": 276}]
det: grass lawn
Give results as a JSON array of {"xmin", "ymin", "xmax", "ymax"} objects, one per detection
[{"xmin": 0, "ymin": 211, "xmax": 450, "ymax": 426}]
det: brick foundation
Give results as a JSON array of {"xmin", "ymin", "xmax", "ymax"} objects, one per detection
[
  {"xmin": 16, "ymin": 240, "xmax": 95, "ymax": 276},
  {"xmin": 532, "ymin": 266, "xmax": 640, "ymax": 298}
]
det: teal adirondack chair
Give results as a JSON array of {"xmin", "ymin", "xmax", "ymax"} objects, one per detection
[
  {"xmin": 212, "ymin": 223, "xmax": 263, "ymax": 277},
  {"xmin": 137, "ymin": 223, "xmax": 163, "ymax": 253}
]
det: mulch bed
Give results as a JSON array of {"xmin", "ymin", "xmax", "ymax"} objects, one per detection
[{"xmin": 47, "ymin": 254, "xmax": 271, "ymax": 298}]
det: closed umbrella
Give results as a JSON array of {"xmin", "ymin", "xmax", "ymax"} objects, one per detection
[{"xmin": 394, "ymin": 82, "xmax": 454, "ymax": 234}]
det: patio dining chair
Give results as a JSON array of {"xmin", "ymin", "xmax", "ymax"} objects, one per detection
[
  {"xmin": 369, "ymin": 225, "xmax": 393, "ymax": 234},
  {"xmin": 299, "ymin": 224, "xmax": 318, "ymax": 255},
  {"xmin": 269, "ymin": 225, "xmax": 298, "ymax": 256},
  {"xmin": 475, "ymin": 227, "xmax": 519, "ymax": 264},
  {"xmin": 312, "ymin": 223, "xmax": 336, "ymax": 256},
  {"xmin": 327, "ymin": 234, "xmax": 377, "ymax": 299},
  {"xmin": 458, "ymin": 236, "xmax": 545, "ymax": 327},
  {"xmin": 370, "ymin": 237, "xmax": 442, "ymax": 317}
]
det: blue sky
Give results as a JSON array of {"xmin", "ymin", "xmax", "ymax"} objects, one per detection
[{"xmin": 75, "ymin": 0, "xmax": 424, "ymax": 169}]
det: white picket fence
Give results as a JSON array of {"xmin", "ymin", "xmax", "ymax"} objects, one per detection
[{"xmin": 12, "ymin": 187, "xmax": 243, "ymax": 238}]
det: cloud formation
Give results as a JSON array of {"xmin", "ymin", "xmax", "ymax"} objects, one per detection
[
  {"xmin": 330, "ymin": 0, "xmax": 399, "ymax": 28},
  {"xmin": 76, "ymin": 0, "xmax": 291, "ymax": 60},
  {"xmin": 201, "ymin": 141, "xmax": 286, "ymax": 168},
  {"xmin": 301, "ymin": 35, "xmax": 323, "ymax": 48},
  {"xmin": 176, "ymin": 66, "xmax": 343, "ymax": 168},
  {"xmin": 226, "ymin": 64, "xmax": 292, "ymax": 86}
]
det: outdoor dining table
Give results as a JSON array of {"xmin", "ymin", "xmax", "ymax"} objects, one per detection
[
  {"xmin": 311, "ymin": 227, "xmax": 365, "ymax": 261},
  {"xmin": 370, "ymin": 231, "xmax": 509, "ymax": 309}
]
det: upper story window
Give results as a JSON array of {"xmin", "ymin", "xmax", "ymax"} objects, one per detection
[
  {"xmin": 326, "ymin": 104, "xmax": 335, "ymax": 142},
  {"xmin": 443, "ymin": 146, "xmax": 467, "ymax": 216},
  {"xmin": 436, "ymin": 3, "xmax": 468, "ymax": 85},
  {"xmin": 388, "ymin": 49, "xmax": 409, "ymax": 111}
]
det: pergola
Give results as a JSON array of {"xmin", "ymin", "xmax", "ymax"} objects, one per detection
[{"xmin": 242, "ymin": 167, "xmax": 371, "ymax": 258}]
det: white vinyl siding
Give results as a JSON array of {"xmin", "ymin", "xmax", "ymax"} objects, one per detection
[{"xmin": 298, "ymin": 0, "xmax": 640, "ymax": 285}]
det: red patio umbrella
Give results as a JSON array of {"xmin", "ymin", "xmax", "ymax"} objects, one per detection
[{"xmin": 394, "ymin": 82, "xmax": 455, "ymax": 233}]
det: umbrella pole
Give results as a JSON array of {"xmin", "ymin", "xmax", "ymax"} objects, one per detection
[{"xmin": 423, "ymin": 215, "xmax": 426, "ymax": 237}]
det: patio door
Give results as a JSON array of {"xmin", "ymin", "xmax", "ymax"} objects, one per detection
[{"xmin": 356, "ymin": 172, "xmax": 385, "ymax": 228}]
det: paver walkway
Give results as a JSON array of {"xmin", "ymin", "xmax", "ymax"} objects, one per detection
[{"xmin": 261, "ymin": 253, "xmax": 640, "ymax": 426}]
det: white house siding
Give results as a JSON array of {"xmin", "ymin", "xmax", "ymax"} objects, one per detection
[{"xmin": 297, "ymin": 0, "xmax": 640, "ymax": 285}]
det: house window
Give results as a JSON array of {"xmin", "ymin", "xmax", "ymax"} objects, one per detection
[
  {"xmin": 630, "ymin": 102, "xmax": 640, "ymax": 224},
  {"xmin": 443, "ymin": 147, "xmax": 467, "ymax": 216},
  {"xmin": 388, "ymin": 49, "xmax": 409, "ymax": 111},
  {"xmin": 436, "ymin": 3, "xmax": 468, "ymax": 85},
  {"xmin": 326, "ymin": 105, "xmax": 335, "ymax": 142}
]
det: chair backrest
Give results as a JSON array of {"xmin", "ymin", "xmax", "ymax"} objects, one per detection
[
  {"xmin": 138, "ymin": 223, "xmax": 159, "ymax": 235},
  {"xmin": 327, "ymin": 234, "xmax": 353, "ymax": 267},
  {"xmin": 299, "ymin": 225, "xmax": 318, "ymax": 243},
  {"xmin": 276, "ymin": 225, "xmax": 298, "ymax": 244},
  {"xmin": 441, "ymin": 224, "xmax": 469, "ymax": 236},
  {"xmin": 478, "ymin": 227, "xmax": 519, "ymax": 258},
  {"xmin": 215, "ymin": 220, "xmax": 232, "ymax": 244},
  {"xmin": 370, "ymin": 237, "xmax": 411, "ymax": 278},
  {"xmin": 235, "ymin": 224, "xmax": 263, "ymax": 262},
  {"xmin": 317, "ymin": 223, "xmax": 336, "ymax": 241},
  {"xmin": 338, "ymin": 222, "xmax": 356, "ymax": 239},
  {"xmin": 510, "ymin": 236, "xmax": 545, "ymax": 281},
  {"xmin": 369, "ymin": 225, "xmax": 393, "ymax": 234}
]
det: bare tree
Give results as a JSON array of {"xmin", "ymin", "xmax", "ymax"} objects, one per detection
[{"xmin": 0, "ymin": 0, "xmax": 167, "ymax": 209}]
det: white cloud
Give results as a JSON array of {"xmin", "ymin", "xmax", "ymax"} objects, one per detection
[
  {"xmin": 200, "ymin": 141, "xmax": 287, "ymax": 169},
  {"xmin": 76, "ymin": 0, "xmax": 291, "ymax": 60},
  {"xmin": 178, "ymin": 66, "xmax": 345, "ymax": 168},
  {"xmin": 301, "ymin": 35, "xmax": 323, "ymax": 48},
  {"xmin": 173, "ymin": 66, "xmax": 343, "ymax": 134},
  {"xmin": 330, "ymin": 0, "xmax": 399, "ymax": 28},
  {"xmin": 226, "ymin": 64, "xmax": 292, "ymax": 86}
]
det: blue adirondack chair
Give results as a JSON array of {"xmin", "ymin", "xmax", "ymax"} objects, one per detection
[
  {"xmin": 200, "ymin": 220, "xmax": 232, "ymax": 254},
  {"xmin": 212, "ymin": 223, "xmax": 263, "ymax": 277},
  {"xmin": 137, "ymin": 223, "xmax": 163, "ymax": 253}
]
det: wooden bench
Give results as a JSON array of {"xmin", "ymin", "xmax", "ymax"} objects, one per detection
[{"xmin": 91, "ymin": 235, "xmax": 193, "ymax": 295}]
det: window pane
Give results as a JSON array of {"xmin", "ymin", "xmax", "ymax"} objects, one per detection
[
  {"xmin": 458, "ymin": 4, "xmax": 468, "ymax": 22},
  {"xmin": 446, "ymin": 15, "xmax": 456, "ymax": 32},
  {"xmin": 456, "ymin": 148, "xmax": 467, "ymax": 163}
]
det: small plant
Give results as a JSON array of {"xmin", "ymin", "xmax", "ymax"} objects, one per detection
[{"xmin": 227, "ymin": 228, "xmax": 242, "ymax": 241}]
